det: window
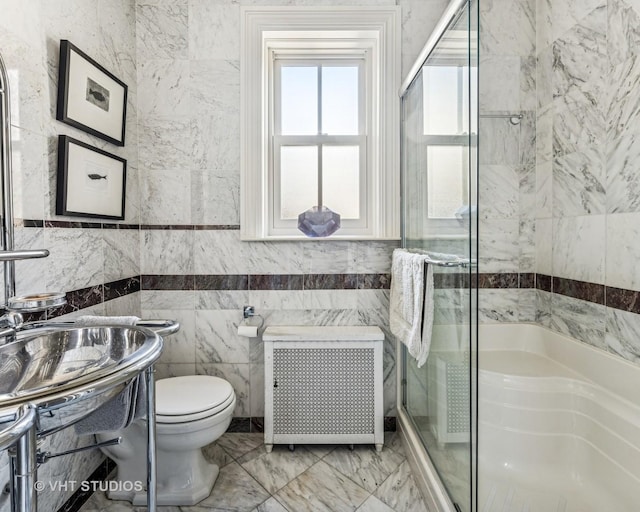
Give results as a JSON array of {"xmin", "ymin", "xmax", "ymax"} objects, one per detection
[{"xmin": 241, "ymin": 7, "xmax": 400, "ymax": 240}]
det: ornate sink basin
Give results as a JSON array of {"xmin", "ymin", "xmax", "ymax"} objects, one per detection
[{"xmin": 0, "ymin": 324, "xmax": 164, "ymax": 436}]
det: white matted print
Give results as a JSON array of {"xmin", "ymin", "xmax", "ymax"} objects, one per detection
[
  {"xmin": 56, "ymin": 135, "xmax": 126, "ymax": 220},
  {"xmin": 57, "ymin": 40, "xmax": 128, "ymax": 146}
]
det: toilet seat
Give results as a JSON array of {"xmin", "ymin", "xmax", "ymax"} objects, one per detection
[{"xmin": 156, "ymin": 376, "xmax": 235, "ymax": 424}]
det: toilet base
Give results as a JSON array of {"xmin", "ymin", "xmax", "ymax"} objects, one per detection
[{"xmin": 107, "ymin": 448, "xmax": 220, "ymax": 506}]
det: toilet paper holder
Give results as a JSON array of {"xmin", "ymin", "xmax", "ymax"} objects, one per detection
[{"xmin": 238, "ymin": 305, "xmax": 264, "ymax": 337}]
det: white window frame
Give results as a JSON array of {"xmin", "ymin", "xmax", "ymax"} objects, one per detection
[{"xmin": 241, "ymin": 7, "xmax": 400, "ymax": 240}]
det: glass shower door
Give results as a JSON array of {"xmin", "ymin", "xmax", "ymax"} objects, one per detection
[{"xmin": 400, "ymin": 1, "xmax": 478, "ymax": 511}]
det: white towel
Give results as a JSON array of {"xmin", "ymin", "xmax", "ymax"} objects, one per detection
[
  {"xmin": 75, "ymin": 315, "xmax": 140, "ymax": 326},
  {"xmin": 390, "ymin": 249, "xmax": 434, "ymax": 368}
]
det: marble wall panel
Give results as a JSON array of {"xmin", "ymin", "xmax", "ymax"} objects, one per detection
[
  {"xmin": 605, "ymin": 212, "xmax": 640, "ymax": 291},
  {"xmin": 552, "ymin": 215, "xmax": 605, "ymax": 284}
]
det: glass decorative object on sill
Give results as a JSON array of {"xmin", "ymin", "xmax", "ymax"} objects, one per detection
[{"xmin": 297, "ymin": 205, "xmax": 341, "ymax": 238}]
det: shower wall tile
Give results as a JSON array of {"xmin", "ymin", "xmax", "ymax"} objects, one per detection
[
  {"xmin": 535, "ymin": 218, "xmax": 553, "ymax": 275},
  {"xmin": 550, "ymin": 0, "xmax": 605, "ymax": 42},
  {"xmin": 478, "ymin": 219, "xmax": 520, "ymax": 273},
  {"xmin": 552, "ymin": 215, "xmax": 605, "ymax": 284},
  {"xmin": 518, "ymin": 288, "xmax": 537, "ymax": 322},
  {"xmin": 605, "ymin": 307, "xmax": 640, "ymax": 363},
  {"xmin": 536, "ymin": 106, "xmax": 554, "ymax": 164},
  {"xmin": 552, "ymin": 6, "xmax": 607, "ymax": 105},
  {"xmin": 479, "ymin": 55, "xmax": 521, "ymax": 112},
  {"xmin": 606, "ymin": 129, "xmax": 640, "ymax": 213},
  {"xmin": 479, "ymin": 165, "xmax": 520, "ymax": 219},
  {"xmin": 519, "ymin": 219, "xmax": 535, "ymax": 272},
  {"xmin": 479, "ymin": 118, "xmax": 521, "ymax": 165},
  {"xmin": 605, "ymin": 212, "xmax": 640, "ymax": 291},
  {"xmin": 136, "ymin": 1, "xmax": 189, "ymax": 62},
  {"xmin": 608, "ymin": 0, "xmax": 640, "ymax": 66},
  {"xmin": 536, "ymin": 0, "xmax": 552, "ymax": 53},
  {"xmin": 193, "ymin": 230, "xmax": 248, "ymax": 274},
  {"xmin": 478, "ymin": 289, "xmax": 519, "ymax": 324},
  {"xmin": 552, "ymin": 92, "xmax": 606, "ymax": 159},
  {"xmin": 552, "ymin": 149, "xmax": 606, "ymax": 216},
  {"xmin": 480, "ymin": 0, "xmax": 535, "ymax": 56},
  {"xmin": 549, "ymin": 294, "xmax": 607, "ymax": 351}
]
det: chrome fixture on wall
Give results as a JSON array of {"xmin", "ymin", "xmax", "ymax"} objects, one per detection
[{"xmin": 0, "ymin": 53, "xmax": 65, "ymax": 331}]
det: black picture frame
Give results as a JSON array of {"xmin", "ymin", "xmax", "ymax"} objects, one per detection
[
  {"xmin": 56, "ymin": 135, "xmax": 127, "ymax": 220},
  {"xmin": 57, "ymin": 40, "xmax": 128, "ymax": 146}
]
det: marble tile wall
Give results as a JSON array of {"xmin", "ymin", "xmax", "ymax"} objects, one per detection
[
  {"xmin": 478, "ymin": 0, "xmax": 537, "ymax": 324},
  {"xmin": 532, "ymin": 0, "xmax": 640, "ymax": 365},
  {"xmin": 0, "ymin": 1, "xmax": 141, "ymax": 510},
  {"xmin": 136, "ymin": 0, "xmax": 449, "ymax": 426}
]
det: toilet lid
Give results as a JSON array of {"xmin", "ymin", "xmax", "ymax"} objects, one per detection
[{"xmin": 156, "ymin": 376, "xmax": 234, "ymax": 417}]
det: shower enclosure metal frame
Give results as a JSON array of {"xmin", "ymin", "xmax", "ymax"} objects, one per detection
[{"xmin": 396, "ymin": 0, "xmax": 478, "ymax": 510}]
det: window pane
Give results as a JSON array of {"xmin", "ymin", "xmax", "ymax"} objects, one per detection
[
  {"xmin": 321, "ymin": 66, "xmax": 359, "ymax": 135},
  {"xmin": 427, "ymin": 145, "xmax": 466, "ymax": 218},
  {"xmin": 280, "ymin": 146, "xmax": 318, "ymax": 219},
  {"xmin": 280, "ymin": 66, "xmax": 318, "ymax": 135},
  {"xmin": 322, "ymin": 146, "xmax": 360, "ymax": 219},
  {"xmin": 423, "ymin": 66, "xmax": 464, "ymax": 136}
]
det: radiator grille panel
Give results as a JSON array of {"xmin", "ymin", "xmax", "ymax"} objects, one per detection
[
  {"xmin": 445, "ymin": 361, "xmax": 470, "ymax": 434},
  {"xmin": 272, "ymin": 347, "xmax": 375, "ymax": 435}
]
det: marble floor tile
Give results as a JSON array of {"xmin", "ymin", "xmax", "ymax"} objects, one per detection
[
  {"xmin": 374, "ymin": 461, "xmax": 427, "ymax": 512},
  {"xmin": 202, "ymin": 441, "xmax": 234, "ymax": 468},
  {"xmin": 80, "ymin": 435, "xmax": 424, "ymax": 512},
  {"xmin": 274, "ymin": 460, "xmax": 370, "ymax": 512},
  {"xmin": 323, "ymin": 445, "xmax": 405, "ymax": 492},
  {"xmin": 238, "ymin": 445, "xmax": 319, "ymax": 494},
  {"xmin": 384, "ymin": 433, "xmax": 406, "ymax": 457},
  {"xmin": 356, "ymin": 495, "xmax": 397, "ymax": 512},
  {"xmin": 250, "ymin": 496, "xmax": 289, "ymax": 512},
  {"xmin": 216, "ymin": 433, "xmax": 264, "ymax": 459},
  {"xmin": 190, "ymin": 461, "xmax": 270, "ymax": 512}
]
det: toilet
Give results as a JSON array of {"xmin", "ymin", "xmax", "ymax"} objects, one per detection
[{"xmin": 98, "ymin": 375, "xmax": 236, "ymax": 506}]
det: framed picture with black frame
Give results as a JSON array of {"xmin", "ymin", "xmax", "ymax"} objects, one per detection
[
  {"xmin": 57, "ymin": 40, "xmax": 128, "ymax": 146},
  {"xmin": 56, "ymin": 135, "xmax": 127, "ymax": 220}
]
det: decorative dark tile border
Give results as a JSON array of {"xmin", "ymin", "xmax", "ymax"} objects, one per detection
[
  {"xmin": 227, "ymin": 417, "xmax": 397, "ymax": 434},
  {"xmin": 304, "ymin": 273, "xmax": 358, "ymax": 290},
  {"xmin": 46, "ymin": 276, "xmax": 141, "ymax": 319},
  {"xmin": 251, "ymin": 274, "xmax": 305, "ymax": 291},
  {"xmin": 195, "ymin": 274, "xmax": 249, "ymax": 290},
  {"xmin": 536, "ymin": 273, "xmax": 552, "ymax": 292},
  {"xmin": 606, "ymin": 286, "xmax": 640, "ymax": 315},
  {"xmin": 18, "ymin": 219, "xmax": 240, "ymax": 230},
  {"xmin": 553, "ymin": 276, "xmax": 605, "ymax": 305},
  {"xmin": 477, "ymin": 273, "xmax": 518, "ymax": 288},
  {"xmin": 56, "ymin": 458, "xmax": 116, "ymax": 512},
  {"xmin": 519, "ymin": 273, "xmax": 535, "ymax": 288},
  {"xmin": 140, "ymin": 273, "xmax": 390, "ymax": 291}
]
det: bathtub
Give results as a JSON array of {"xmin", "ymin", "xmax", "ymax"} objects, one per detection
[{"xmin": 479, "ymin": 323, "xmax": 640, "ymax": 512}]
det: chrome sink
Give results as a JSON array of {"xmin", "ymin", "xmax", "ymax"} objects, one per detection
[{"xmin": 0, "ymin": 324, "xmax": 164, "ymax": 436}]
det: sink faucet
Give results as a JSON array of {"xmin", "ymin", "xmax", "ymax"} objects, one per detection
[{"xmin": 0, "ymin": 309, "xmax": 23, "ymax": 338}]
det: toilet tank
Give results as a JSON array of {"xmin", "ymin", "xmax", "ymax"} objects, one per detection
[{"xmin": 262, "ymin": 326, "xmax": 384, "ymax": 451}]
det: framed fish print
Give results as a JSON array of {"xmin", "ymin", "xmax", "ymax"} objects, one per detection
[
  {"xmin": 57, "ymin": 40, "xmax": 128, "ymax": 146},
  {"xmin": 56, "ymin": 135, "xmax": 127, "ymax": 220}
]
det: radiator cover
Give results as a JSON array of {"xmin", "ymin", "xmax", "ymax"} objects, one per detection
[{"xmin": 263, "ymin": 327, "xmax": 384, "ymax": 450}]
